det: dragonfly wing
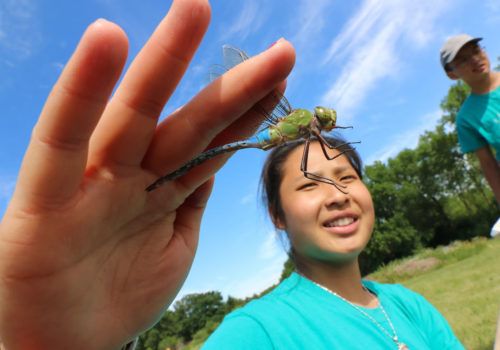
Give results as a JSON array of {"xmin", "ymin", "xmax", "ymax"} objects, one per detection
[
  {"xmin": 222, "ymin": 44, "xmax": 250, "ymax": 69},
  {"xmin": 252, "ymin": 90, "xmax": 290, "ymax": 128},
  {"xmin": 267, "ymin": 91, "xmax": 292, "ymax": 120},
  {"xmin": 205, "ymin": 44, "xmax": 250, "ymax": 84},
  {"xmin": 207, "ymin": 44, "xmax": 293, "ymax": 130},
  {"xmin": 205, "ymin": 64, "xmax": 228, "ymax": 85},
  {"xmin": 222, "ymin": 45, "xmax": 292, "ymax": 122}
]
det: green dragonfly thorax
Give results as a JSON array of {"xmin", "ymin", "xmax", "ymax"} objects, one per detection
[
  {"xmin": 266, "ymin": 109, "xmax": 314, "ymax": 144},
  {"xmin": 314, "ymin": 106, "xmax": 337, "ymax": 130}
]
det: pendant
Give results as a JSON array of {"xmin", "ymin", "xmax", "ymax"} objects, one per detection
[{"xmin": 398, "ymin": 343, "xmax": 409, "ymax": 350}]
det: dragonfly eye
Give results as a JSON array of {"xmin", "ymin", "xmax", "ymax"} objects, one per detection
[{"xmin": 314, "ymin": 106, "xmax": 337, "ymax": 128}]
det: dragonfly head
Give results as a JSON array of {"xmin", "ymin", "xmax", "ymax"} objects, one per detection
[{"xmin": 314, "ymin": 107, "xmax": 337, "ymax": 130}]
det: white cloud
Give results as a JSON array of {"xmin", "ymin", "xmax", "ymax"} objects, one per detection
[
  {"xmin": 0, "ymin": 178, "xmax": 15, "ymax": 199},
  {"xmin": 322, "ymin": 0, "xmax": 385, "ymax": 64},
  {"xmin": 0, "ymin": 0, "xmax": 40, "ymax": 61},
  {"xmin": 174, "ymin": 251, "xmax": 287, "ymax": 302},
  {"xmin": 365, "ymin": 109, "xmax": 442, "ymax": 164},
  {"xmin": 485, "ymin": 0, "xmax": 500, "ymax": 23},
  {"xmin": 486, "ymin": 0, "xmax": 500, "ymax": 12},
  {"xmin": 321, "ymin": 23, "xmax": 399, "ymax": 122},
  {"xmin": 52, "ymin": 62, "xmax": 65, "ymax": 72},
  {"xmin": 220, "ymin": 0, "xmax": 265, "ymax": 42},
  {"xmin": 258, "ymin": 230, "xmax": 284, "ymax": 260},
  {"xmin": 238, "ymin": 179, "xmax": 260, "ymax": 205},
  {"xmin": 240, "ymin": 193, "xmax": 254, "ymax": 205},
  {"xmin": 289, "ymin": 0, "xmax": 331, "ymax": 47},
  {"xmin": 319, "ymin": 0, "xmax": 451, "ymax": 119},
  {"xmin": 182, "ymin": 231, "xmax": 287, "ymax": 300},
  {"xmin": 0, "ymin": 177, "xmax": 16, "ymax": 217},
  {"xmin": 220, "ymin": 253, "xmax": 287, "ymax": 299}
]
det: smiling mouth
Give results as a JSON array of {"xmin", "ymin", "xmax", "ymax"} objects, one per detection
[{"xmin": 324, "ymin": 217, "xmax": 355, "ymax": 227}]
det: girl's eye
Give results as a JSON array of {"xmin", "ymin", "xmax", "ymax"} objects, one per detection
[
  {"xmin": 298, "ymin": 182, "xmax": 316, "ymax": 190},
  {"xmin": 340, "ymin": 174, "xmax": 357, "ymax": 182}
]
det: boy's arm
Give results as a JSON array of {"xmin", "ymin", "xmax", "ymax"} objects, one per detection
[{"xmin": 475, "ymin": 145, "xmax": 500, "ymax": 206}]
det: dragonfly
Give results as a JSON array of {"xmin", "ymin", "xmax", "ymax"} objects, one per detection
[{"xmin": 146, "ymin": 45, "xmax": 357, "ymax": 193}]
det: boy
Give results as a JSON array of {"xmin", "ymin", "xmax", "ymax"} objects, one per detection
[
  {"xmin": 442, "ymin": 35, "xmax": 500, "ymax": 348},
  {"xmin": 440, "ymin": 34, "xmax": 500, "ymax": 237}
]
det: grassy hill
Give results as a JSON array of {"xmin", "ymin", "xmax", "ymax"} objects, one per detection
[{"xmin": 368, "ymin": 237, "xmax": 500, "ymax": 350}]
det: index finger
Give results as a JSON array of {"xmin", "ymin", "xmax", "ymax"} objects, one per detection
[
  {"xmin": 14, "ymin": 20, "xmax": 128, "ymax": 208},
  {"xmin": 143, "ymin": 40, "xmax": 295, "ymax": 186}
]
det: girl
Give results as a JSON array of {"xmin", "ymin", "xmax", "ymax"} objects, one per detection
[{"xmin": 202, "ymin": 137, "xmax": 464, "ymax": 349}]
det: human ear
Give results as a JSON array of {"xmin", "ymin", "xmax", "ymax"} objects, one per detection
[
  {"xmin": 446, "ymin": 70, "xmax": 459, "ymax": 80},
  {"xmin": 268, "ymin": 206, "xmax": 286, "ymax": 230}
]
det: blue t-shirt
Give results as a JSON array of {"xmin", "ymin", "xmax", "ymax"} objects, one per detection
[
  {"xmin": 202, "ymin": 273, "xmax": 464, "ymax": 349},
  {"xmin": 456, "ymin": 85, "xmax": 500, "ymax": 160}
]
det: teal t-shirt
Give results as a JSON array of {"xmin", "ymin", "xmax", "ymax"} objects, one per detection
[
  {"xmin": 202, "ymin": 273, "xmax": 464, "ymax": 349},
  {"xmin": 456, "ymin": 85, "xmax": 500, "ymax": 160}
]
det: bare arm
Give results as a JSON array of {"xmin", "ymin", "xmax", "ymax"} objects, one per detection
[{"xmin": 475, "ymin": 146, "xmax": 500, "ymax": 206}]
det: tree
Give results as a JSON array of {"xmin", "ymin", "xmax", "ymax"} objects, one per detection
[
  {"xmin": 141, "ymin": 329, "xmax": 160, "ymax": 350},
  {"xmin": 279, "ymin": 258, "xmax": 295, "ymax": 281},
  {"xmin": 360, "ymin": 213, "xmax": 420, "ymax": 274},
  {"xmin": 439, "ymin": 80, "xmax": 471, "ymax": 125},
  {"xmin": 157, "ymin": 335, "xmax": 182, "ymax": 350},
  {"xmin": 136, "ymin": 291, "xmax": 228, "ymax": 349},
  {"xmin": 172, "ymin": 291, "xmax": 225, "ymax": 342}
]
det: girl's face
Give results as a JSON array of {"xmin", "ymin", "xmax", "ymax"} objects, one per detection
[{"xmin": 274, "ymin": 142, "xmax": 375, "ymax": 264}]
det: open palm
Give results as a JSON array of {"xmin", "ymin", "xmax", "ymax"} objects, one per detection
[{"xmin": 0, "ymin": 1, "xmax": 295, "ymax": 349}]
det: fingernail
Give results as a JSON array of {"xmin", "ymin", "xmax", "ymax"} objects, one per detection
[
  {"xmin": 267, "ymin": 38, "xmax": 284, "ymax": 50},
  {"xmin": 92, "ymin": 18, "xmax": 110, "ymax": 27}
]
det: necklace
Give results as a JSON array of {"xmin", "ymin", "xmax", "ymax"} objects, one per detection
[{"xmin": 300, "ymin": 274, "xmax": 409, "ymax": 350}]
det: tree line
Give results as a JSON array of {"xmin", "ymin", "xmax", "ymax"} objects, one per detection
[{"xmin": 136, "ymin": 77, "xmax": 498, "ymax": 350}]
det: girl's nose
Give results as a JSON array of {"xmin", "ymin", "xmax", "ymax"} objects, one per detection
[{"xmin": 323, "ymin": 183, "xmax": 349, "ymax": 207}]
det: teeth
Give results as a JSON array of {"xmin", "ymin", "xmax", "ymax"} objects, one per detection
[{"xmin": 326, "ymin": 217, "xmax": 354, "ymax": 227}]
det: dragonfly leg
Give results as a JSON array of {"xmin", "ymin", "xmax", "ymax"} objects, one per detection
[
  {"xmin": 300, "ymin": 137, "xmax": 348, "ymax": 194},
  {"xmin": 331, "ymin": 125, "xmax": 353, "ymax": 129},
  {"xmin": 315, "ymin": 131, "xmax": 360, "ymax": 161}
]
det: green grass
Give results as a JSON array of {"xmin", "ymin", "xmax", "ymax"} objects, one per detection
[{"xmin": 368, "ymin": 237, "xmax": 500, "ymax": 350}]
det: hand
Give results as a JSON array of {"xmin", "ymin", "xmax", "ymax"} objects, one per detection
[{"xmin": 0, "ymin": 0, "xmax": 295, "ymax": 348}]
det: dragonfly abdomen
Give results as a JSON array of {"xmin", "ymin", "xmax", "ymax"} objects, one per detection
[{"xmin": 145, "ymin": 139, "xmax": 262, "ymax": 191}]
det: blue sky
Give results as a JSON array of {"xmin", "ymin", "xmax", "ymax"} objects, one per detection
[{"xmin": 1, "ymin": 0, "xmax": 499, "ymax": 302}]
